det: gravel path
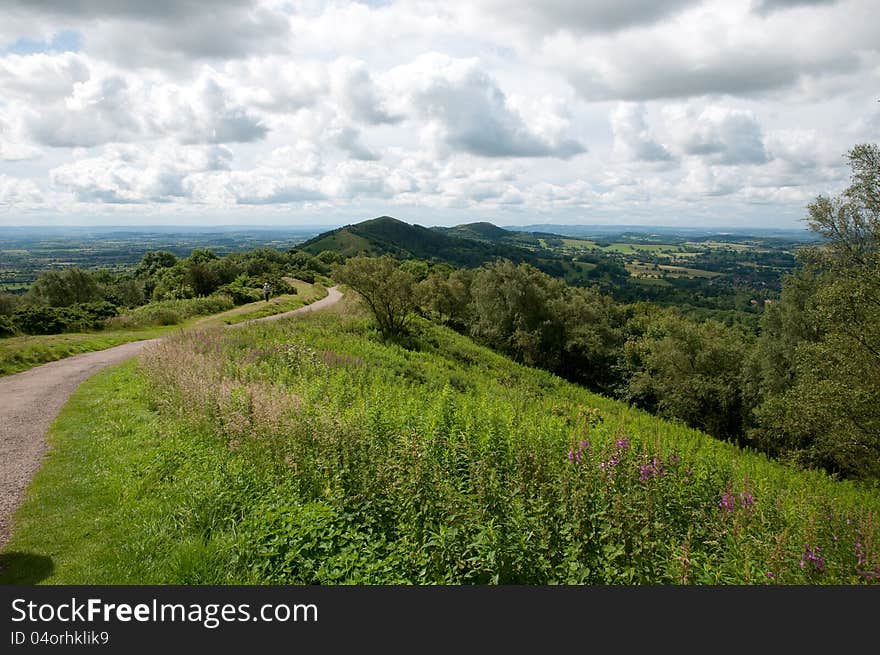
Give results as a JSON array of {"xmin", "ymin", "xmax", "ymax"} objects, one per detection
[{"xmin": 0, "ymin": 286, "xmax": 342, "ymax": 548}]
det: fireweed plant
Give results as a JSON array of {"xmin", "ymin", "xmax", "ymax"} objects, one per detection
[{"xmin": 11, "ymin": 309, "xmax": 877, "ymax": 584}]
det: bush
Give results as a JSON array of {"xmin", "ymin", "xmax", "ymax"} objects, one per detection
[
  {"xmin": 114, "ymin": 294, "xmax": 234, "ymax": 328},
  {"xmin": 12, "ymin": 301, "xmax": 119, "ymax": 335},
  {"xmin": 0, "ymin": 315, "xmax": 16, "ymax": 337}
]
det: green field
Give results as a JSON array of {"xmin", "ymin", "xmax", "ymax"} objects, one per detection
[
  {"xmin": 657, "ymin": 264, "xmax": 723, "ymax": 279},
  {"xmin": 3, "ymin": 306, "xmax": 877, "ymax": 584},
  {"xmin": 0, "ymin": 281, "xmax": 328, "ymax": 377}
]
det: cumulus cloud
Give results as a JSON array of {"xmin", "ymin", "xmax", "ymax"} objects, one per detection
[
  {"xmin": 472, "ymin": 0, "xmax": 702, "ymax": 35},
  {"xmin": 664, "ymin": 105, "xmax": 769, "ymax": 165},
  {"xmin": 752, "ymin": 0, "xmax": 839, "ymax": 16},
  {"xmin": 0, "ymin": 52, "xmax": 89, "ymax": 101},
  {"xmin": 543, "ymin": 0, "xmax": 875, "ymax": 101},
  {"xmin": 610, "ymin": 103, "xmax": 674, "ymax": 162},
  {"xmin": 230, "ymin": 58, "xmax": 326, "ymax": 114},
  {"xmin": 0, "ymin": 175, "xmax": 43, "ymax": 204},
  {"xmin": 25, "ymin": 75, "xmax": 142, "ymax": 147},
  {"xmin": 10, "ymin": 61, "xmax": 269, "ymax": 148},
  {"xmin": 382, "ymin": 53, "xmax": 585, "ymax": 159},
  {"xmin": 149, "ymin": 74, "xmax": 269, "ymax": 144},
  {"xmin": 4, "ymin": 1, "xmax": 291, "ymax": 65},
  {"xmin": 49, "ymin": 144, "xmax": 234, "ymax": 203},
  {"xmin": 0, "ymin": 0, "xmax": 876, "ymax": 225},
  {"xmin": 332, "ymin": 58, "xmax": 401, "ymax": 125},
  {"xmin": 331, "ymin": 126, "xmax": 380, "ymax": 161}
]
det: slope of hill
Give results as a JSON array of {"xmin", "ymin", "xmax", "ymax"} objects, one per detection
[
  {"xmin": 3, "ymin": 303, "xmax": 878, "ymax": 584},
  {"xmin": 299, "ymin": 216, "xmax": 541, "ymax": 268}
]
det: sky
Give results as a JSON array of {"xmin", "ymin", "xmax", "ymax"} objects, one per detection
[{"xmin": 0, "ymin": 0, "xmax": 877, "ymax": 229}]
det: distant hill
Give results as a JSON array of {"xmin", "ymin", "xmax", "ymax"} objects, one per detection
[
  {"xmin": 435, "ymin": 221, "xmax": 511, "ymax": 242},
  {"xmin": 299, "ymin": 216, "xmax": 543, "ymax": 268}
]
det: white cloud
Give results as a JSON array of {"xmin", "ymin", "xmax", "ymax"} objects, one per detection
[
  {"xmin": 0, "ymin": 175, "xmax": 43, "ymax": 204},
  {"xmin": 382, "ymin": 53, "xmax": 586, "ymax": 159},
  {"xmin": 332, "ymin": 58, "xmax": 400, "ymax": 125},
  {"xmin": 610, "ymin": 103, "xmax": 674, "ymax": 162},
  {"xmin": 664, "ymin": 104, "xmax": 769, "ymax": 165},
  {"xmin": 0, "ymin": 0, "xmax": 877, "ymax": 226},
  {"xmin": 542, "ymin": 0, "xmax": 877, "ymax": 101}
]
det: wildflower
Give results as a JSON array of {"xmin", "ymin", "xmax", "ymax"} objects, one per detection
[
  {"xmin": 739, "ymin": 492, "xmax": 755, "ymax": 509},
  {"xmin": 719, "ymin": 489, "xmax": 737, "ymax": 513},
  {"xmin": 616, "ymin": 437, "xmax": 630, "ymax": 451},
  {"xmin": 766, "ymin": 572, "xmax": 774, "ymax": 579},
  {"xmin": 800, "ymin": 544, "xmax": 825, "ymax": 572},
  {"xmin": 575, "ymin": 449, "xmax": 582, "ymax": 464},
  {"xmin": 567, "ymin": 450, "xmax": 574, "ymax": 463},
  {"xmin": 639, "ymin": 456, "xmax": 665, "ymax": 482}
]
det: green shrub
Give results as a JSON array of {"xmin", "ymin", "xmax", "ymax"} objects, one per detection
[
  {"xmin": 116, "ymin": 294, "xmax": 234, "ymax": 327},
  {"xmin": 0, "ymin": 315, "xmax": 16, "ymax": 337}
]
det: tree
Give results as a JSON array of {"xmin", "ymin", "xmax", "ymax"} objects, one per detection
[
  {"xmin": 416, "ymin": 269, "xmax": 473, "ymax": 328},
  {"xmin": 747, "ymin": 144, "xmax": 880, "ymax": 479},
  {"xmin": 333, "ymin": 256, "xmax": 416, "ymax": 338},
  {"xmin": 135, "ymin": 251, "xmax": 178, "ymax": 278},
  {"xmin": 28, "ymin": 268, "xmax": 102, "ymax": 307},
  {"xmin": 622, "ymin": 310, "xmax": 749, "ymax": 442},
  {"xmin": 469, "ymin": 261, "xmax": 567, "ymax": 368}
]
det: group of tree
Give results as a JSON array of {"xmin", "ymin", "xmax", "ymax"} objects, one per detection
[
  {"xmin": 338, "ymin": 144, "xmax": 880, "ymax": 481},
  {"xmin": 1, "ymin": 246, "xmax": 337, "ymax": 336}
]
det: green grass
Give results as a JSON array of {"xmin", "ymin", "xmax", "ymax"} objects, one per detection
[
  {"xmin": 0, "ymin": 327, "xmax": 173, "ymax": 377},
  {"xmin": 198, "ymin": 282, "xmax": 327, "ymax": 327},
  {"xmin": 3, "ymin": 308, "xmax": 878, "ymax": 584},
  {"xmin": 0, "ymin": 282, "xmax": 327, "ymax": 377}
]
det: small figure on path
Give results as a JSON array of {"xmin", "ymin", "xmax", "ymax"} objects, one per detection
[{"xmin": 263, "ymin": 282, "xmax": 271, "ymax": 302}]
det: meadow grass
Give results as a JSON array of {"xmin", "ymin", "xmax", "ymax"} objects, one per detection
[
  {"xmin": 2, "ymin": 308, "xmax": 879, "ymax": 584},
  {"xmin": 0, "ymin": 327, "xmax": 172, "ymax": 377},
  {"xmin": 0, "ymin": 282, "xmax": 326, "ymax": 377},
  {"xmin": 197, "ymin": 282, "xmax": 327, "ymax": 327}
]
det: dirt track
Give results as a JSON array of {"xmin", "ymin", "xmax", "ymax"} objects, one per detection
[{"xmin": 0, "ymin": 286, "xmax": 342, "ymax": 548}]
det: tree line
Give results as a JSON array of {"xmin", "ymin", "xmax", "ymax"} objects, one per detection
[
  {"xmin": 0, "ymin": 247, "xmax": 336, "ymax": 335},
  {"xmin": 336, "ymin": 144, "xmax": 880, "ymax": 482}
]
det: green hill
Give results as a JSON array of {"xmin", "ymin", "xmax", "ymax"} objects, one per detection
[
  {"xmin": 4, "ymin": 304, "xmax": 878, "ymax": 584},
  {"xmin": 436, "ymin": 221, "xmax": 513, "ymax": 242},
  {"xmin": 299, "ymin": 216, "xmax": 542, "ymax": 268}
]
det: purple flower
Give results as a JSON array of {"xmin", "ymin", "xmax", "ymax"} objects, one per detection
[
  {"xmin": 719, "ymin": 489, "xmax": 737, "ymax": 513},
  {"xmin": 800, "ymin": 544, "xmax": 825, "ymax": 573},
  {"xmin": 616, "ymin": 438, "xmax": 630, "ymax": 451},
  {"xmin": 567, "ymin": 450, "xmax": 574, "ymax": 463},
  {"xmin": 638, "ymin": 456, "xmax": 665, "ymax": 482}
]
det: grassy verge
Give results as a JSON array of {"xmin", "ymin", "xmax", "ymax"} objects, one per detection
[
  {"xmin": 0, "ymin": 327, "xmax": 173, "ymax": 377},
  {"xmin": 197, "ymin": 281, "xmax": 327, "ymax": 327},
  {"xmin": 0, "ymin": 282, "xmax": 328, "ymax": 377},
  {"xmin": 3, "ymin": 308, "xmax": 878, "ymax": 584}
]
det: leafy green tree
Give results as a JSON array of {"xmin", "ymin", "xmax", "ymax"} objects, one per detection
[
  {"xmin": 623, "ymin": 310, "xmax": 748, "ymax": 442},
  {"xmin": 747, "ymin": 144, "xmax": 880, "ymax": 479},
  {"xmin": 417, "ymin": 269, "xmax": 473, "ymax": 328},
  {"xmin": 135, "ymin": 251, "xmax": 178, "ymax": 278},
  {"xmin": 334, "ymin": 256, "xmax": 417, "ymax": 338},
  {"xmin": 469, "ymin": 261, "xmax": 567, "ymax": 368},
  {"xmin": 29, "ymin": 268, "xmax": 102, "ymax": 307},
  {"xmin": 552, "ymin": 285, "xmax": 625, "ymax": 394}
]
